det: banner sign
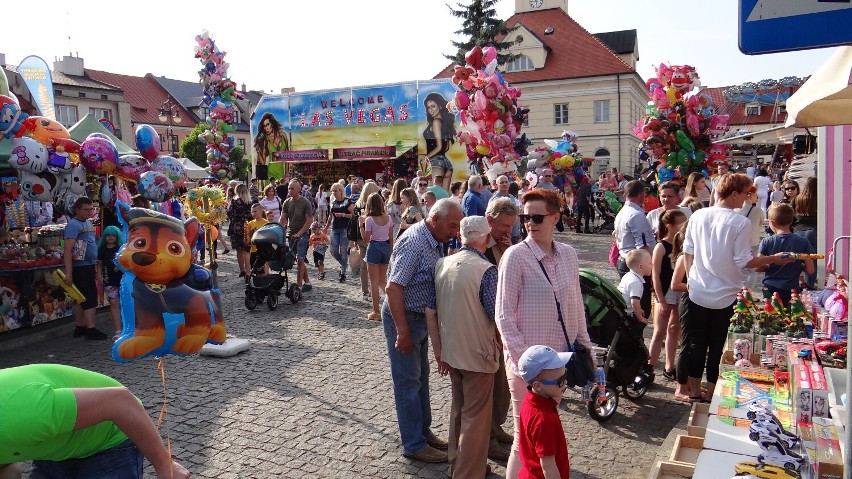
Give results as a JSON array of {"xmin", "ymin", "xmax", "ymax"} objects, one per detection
[
  {"xmin": 16, "ymin": 55, "xmax": 56, "ymax": 120},
  {"xmin": 333, "ymin": 146, "xmax": 396, "ymax": 160},
  {"xmin": 274, "ymin": 149, "xmax": 329, "ymax": 162}
]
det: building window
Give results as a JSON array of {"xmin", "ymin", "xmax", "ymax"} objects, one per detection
[
  {"xmin": 505, "ymin": 55, "xmax": 535, "ymax": 72},
  {"xmin": 745, "ymin": 104, "xmax": 760, "ymax": 116},
  {"xmin": 201, "ymin": 107, "xmax": 209, "ymax": 121},
  {"xmin": 169, "ymin": 134, "xmax": 178, "ymax": 153},
  {"xmin": 158, "ymin": 134, "xmax": 165, "ymax": 146},
  {"xmin": 54, "ymin": 89, "xmax": 63, "ymax": 96},
  {"xmin": 56, "ymin": 105, "xmax": 78, "ymax": 128},
  {"xmin": 594, "ymin": 100, "xmax": 610, "ymax": 123},
  {"xmin": 101, "ymin": 94, "xmax": 108, "ymax": 100},
  {"xmin": 553, "ymin": 103, "xmax": 569, "ymax": 125},
  {"xmin": 238, "ymin": 138, "xmax": 246, "ymax": 149},
  {"xmin": 78, "ymin": 92, "xmax": 86, "ymax": 98},
  {"xmin": 777, "ymin": 105, "xmax": 787, "ymax": 114},
  {"xmin": 89, "ymin": 108, "xmax": 112, "ymax": 121}
]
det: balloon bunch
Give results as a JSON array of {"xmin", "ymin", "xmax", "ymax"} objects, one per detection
[
  {"xmin": 127, "ymin": 125, "xmax": 188, "ymax": 203},
  {"xmin": 449, "ymin": 46, "xmax": 529, "ymax": 178},
  {"xmin": 632, "ymin": 63, "xmax": 730, "ymax": 183},
  {"xmin": 525, "ymin": 130, "xmax": 588, "ymax": 193},
  {"xmin": 194, "ymin": 30, "xmax": 242, "ymax": 180},
  {"xmin": 185, "ymin": 186, "xmax": 227, "ymax": 226},
  {"xmin": 2, "ymin": 103, "xmax": 89, "ymax": 214}
]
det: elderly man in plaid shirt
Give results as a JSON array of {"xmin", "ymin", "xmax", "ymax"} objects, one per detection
[{"xmin": 383, "ymin": 198, "xmax": 463, "ymax": 464}]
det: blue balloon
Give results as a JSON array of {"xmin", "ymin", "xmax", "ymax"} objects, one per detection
[{"xmin": 135, "ymin": 125, "xmax": 161, "ymax": 161}]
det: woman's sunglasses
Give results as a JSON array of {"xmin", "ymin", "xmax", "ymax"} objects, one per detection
[
  {"xmin": 784, "ymin": 187, "xmax": 798, "ymax": 191},
  {"xmin": 418, "ymin": 183, "xmax": 428, "ymax": 187},
  {"xmin": 519, "ymin": 213, "xmax": 552, "ymax": 224}
]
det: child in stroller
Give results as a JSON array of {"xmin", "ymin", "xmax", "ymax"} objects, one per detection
[
  {"xmin": 579, "ymin": 268, "xmax": 654, "ymax": 422},
  {"xmin": 245, "ymin": 223, "xmax": 300, "ymax": 310},
  {"xmin": 591, "ymin": 193, "xmax": 618, "ymax": 234}
]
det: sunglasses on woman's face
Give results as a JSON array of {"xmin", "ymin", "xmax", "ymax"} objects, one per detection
[
  {"xmin": 519, "ymin": 213, "xmax": 551, "ymax": 224},
  {"xmin": 784, "ymin": 187, "xmax": 798, "ymax": 191},
  {"xmin": 419, "ymin": 183, "xmax": 428, "ymax": 187}
]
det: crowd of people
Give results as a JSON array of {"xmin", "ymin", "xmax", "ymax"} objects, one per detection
[{"xmin": 0, "ymin": 157, "xmax": 822, "ymax": 479}]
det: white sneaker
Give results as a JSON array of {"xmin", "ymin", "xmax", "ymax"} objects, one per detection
[{"xmin": 362, "ymin": 293, "xmax": 370, "ymax": 301}]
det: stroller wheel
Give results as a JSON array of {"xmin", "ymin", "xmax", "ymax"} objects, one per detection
[
  {"xmin": 587, "ymin": 384, "xmax": 619, "ymax": 422},
  {"xmin": 622, "ymin": 383, "xmax": 648, "ymax": 401},
  {"xmin": 267, "ymin": 293, "xmax": 279, "ymax": 310},
  {"xmin": 245, "ymin": 295, "xmax": 258, "ymax": 311},
  {"xmin": 287, "ymin": 284, "xmax": 302, "ymax": 304}
]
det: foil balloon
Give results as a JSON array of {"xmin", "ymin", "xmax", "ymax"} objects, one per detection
[
  {"xmin": 113, "ymin": 203, "xmax": 225, "ymax": 362},
  {"xmin": 86, "ymin": 132, "xmax": 113, "ymax": 142},
  {"xmin": 0, "ymin": 94, "xmax": 28, "ymax": 139},
  {"xmin": 115, "ymin": 154, "xmax": 151, "ymax": 182},
  {"xmin": 80, "ymin": 136, "xmax": 118, "ymax": 174},
  {"xmin": 9, "ymin": 136, "xmax": 50, "ymax": 173},
  {"xmin": 18, "ymin": 116, "xmax": 70, "ymax": 145},
  {"xmin": 137, "ymin": 171, "xmax": 173, "ymax": 202},
  {"xmin": 19, "ymin": 170, "xmax": 59, "ymax": 202},
  {"xmin": 135, "ymin": 125, "xmax": 161, "ymax": 161},
  {"xmin": 151, "ymin": 156, "xmax": 187, "ymax": 187}
]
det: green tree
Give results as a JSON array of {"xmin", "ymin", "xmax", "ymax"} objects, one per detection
[
  {"xmin": 230, "ymin": 146, "xmax": 249, "ymax": 180},
  {"xmin": 179, "ymin": 122, "xmax": 211, "ymax": 168},
  {"xmin": 445, "ymin": 0, "xmax": 518, "ymax": 66}
]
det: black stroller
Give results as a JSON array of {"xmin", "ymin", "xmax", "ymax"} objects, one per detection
[
  {"xmin": 245, "ymin": 223, "xmax": 300, "ymax": 310},
  {"xmin": 591, "ymin": 194, "xmax": 617, "ymax": 234},
  {"xmin": 579, "ymin": 268, "xmax": 654, "ymax": 422}
]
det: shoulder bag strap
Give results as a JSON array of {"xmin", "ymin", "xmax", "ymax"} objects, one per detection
[{"xmin": 525, "ymin": 243, "xmax": 574, "ymax": 352}]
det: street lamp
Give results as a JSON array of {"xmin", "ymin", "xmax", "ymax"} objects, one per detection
[{"xmin": 158, "ymin": 98, "xmax": 182, "ymax": 154}]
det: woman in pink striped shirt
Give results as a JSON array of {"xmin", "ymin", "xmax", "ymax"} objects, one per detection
[{"xmin": 496, "ymin": 189, "xmax": 592, "ymax": 477}]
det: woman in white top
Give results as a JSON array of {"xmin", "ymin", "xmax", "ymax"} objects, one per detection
[
  {"xmin": 680, "ymin": 174, "xmax": 792, "ymax": 402},
  {"xmin": 315, "ymin": 184, "xmax": 329, "ymax": 225},
  {"xmin": 259, "ymin": 185, "xmax": 282, "ymax": 223},
  {"xmin": 360, "ymin": 192, "xmax": 393, "ymax": 321},
  {"xmin": 753, "ymin": 169, "xmax": 772, "ymax": 217},
  {"xmin": 769, "ymin": 181, "xmax": 786, "ymax": 206},
  {"xmin": 386, "ymin": 178, "xmax": 406, "ymax": 239}
]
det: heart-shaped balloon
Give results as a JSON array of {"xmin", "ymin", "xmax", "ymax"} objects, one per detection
[
  {"xmin": 454, "ymin": 91, "xmax": 470, "ymax": 110},
  {"xmin": 482, "ymin": 46, "xmax": 497, "ymax": 66},
  {"xmin": 465, "ymin": 46, "xmax": 483, "ymax": 70}
]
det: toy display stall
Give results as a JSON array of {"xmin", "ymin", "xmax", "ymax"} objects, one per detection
[{"xmin": 651, "ymin": 284, "xmax": 847, "ymax": 479}]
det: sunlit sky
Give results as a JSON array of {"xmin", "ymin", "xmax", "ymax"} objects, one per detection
[{"xmin": 2, "ymin": 0, "xmax": 839, "ymax": 93}]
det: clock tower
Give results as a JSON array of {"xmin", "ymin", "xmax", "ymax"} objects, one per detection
[{"xmin": 514, "ymin": 0, "xmax": 568, "ymax": 13}]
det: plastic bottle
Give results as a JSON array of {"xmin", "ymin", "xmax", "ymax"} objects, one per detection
[{"xmin": 595, "ymin": 367, "xmax": 606, "ymax": 398}]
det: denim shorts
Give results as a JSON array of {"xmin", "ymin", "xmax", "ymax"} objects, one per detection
[
  {"xmin": 366, "ymin": 240, "xmax": 390, "ymax": 264},
  {"xmin": 289, "ymin": 235, "xmax": 309, "ymax": 260},
  {"xmin": 429, "ymin": 154, "xmax": 453, "ymax": 172},
  {"xmin": 31, "ymin": 439, "xmax": 143, "ymax": 479}
]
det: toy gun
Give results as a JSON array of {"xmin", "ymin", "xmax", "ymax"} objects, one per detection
[
  {"xmin": 51, "ymin": 269, "xmax": 86, "ymax": 304},
  {"xmin": 780, "ymin": 253, "xmax": 824, "ymax": 260}
]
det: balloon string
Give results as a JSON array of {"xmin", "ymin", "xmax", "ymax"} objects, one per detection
[{"xmin": 156, "ymin": 358, "xmax": 174, "ymax": 479}]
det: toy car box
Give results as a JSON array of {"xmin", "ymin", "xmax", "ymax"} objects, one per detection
[{"xmin": 812, "ymin": 417, "xmax": 844, "ymax": 479}]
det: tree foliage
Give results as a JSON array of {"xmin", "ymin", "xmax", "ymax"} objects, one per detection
[
  {"xmin": 179, "ymin": 123, "xmax": 210, "ymax": 168},
  {"xmin": 445, "ymin": 0, "xmax": 518, "ymax": 66}
]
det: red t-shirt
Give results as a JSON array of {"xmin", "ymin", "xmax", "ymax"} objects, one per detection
[{"xmin": 519, "ymin": 391, "xmax": 570, "ymax": 479}]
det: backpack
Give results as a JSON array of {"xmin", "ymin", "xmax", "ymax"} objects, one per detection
[{"xmin": 347, "ymin": 205, "xmax": 362, "ymax": 242}]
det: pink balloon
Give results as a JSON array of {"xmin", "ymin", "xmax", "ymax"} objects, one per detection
[
  {"xmin": 80, "ymin": 137, "xmax": 118, "ymax": 175},
  {"xmin": 454, "ymin": 91, "xmax": 470, "ymax": 110},
  {"xmin": 482, "ymin": 46, "xmax": 497, "ymax": 66},
  {"xmin": 474, "ymin": 90, "xmax": 488, "ymax": 112},
  {"xmin": 115, "ymin": 154, "xmax": 151, "ymax": 182}
]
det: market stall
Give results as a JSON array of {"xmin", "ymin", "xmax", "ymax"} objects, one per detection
[{"xmin": 651, "ymin": 284, "xmax": 848, "ymax": 479}]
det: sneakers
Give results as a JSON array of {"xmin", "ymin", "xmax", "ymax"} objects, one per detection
[
  {"xmin": 73, "ymin": 326, "xmax": 87, "ymax": 338},
  {"xmin": 338, "ymin": 273, "xmax": 346, "ymax": 283},
  {"xmin": 302, "ymin": 284, "xmax": 313, "ymax": 292},
  {"xmin": 319, "ymin": 272, "xmax": 325, "ymax": 280},
  {"xmin": 406, "ymin": 445, "xmax": 447, "ymax": 463},
  {"xmin": 367, "ymin": 312, "xmax": 381, "ymax": 321},
  {"xmin": 662, "ymin": 369, "xmax": 676, "ymax": 381},
  {"xmin": 362, "ymin": 293, "xmax": 370, "ymax": 302},
  {"xmin": 84, "ymin": 327, "xmax": 108, "ymax": 340},
  {"xmin": 221, "ymin": 249, "xmax": 230, "ymax": 255}
]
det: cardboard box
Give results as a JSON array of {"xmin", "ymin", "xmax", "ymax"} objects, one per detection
[
  {"xmin": 810, "ymin": 366, "xmax": 830, "ymax": 419},
  {"xmin": 793, "ymin": 364, "xmax": 814, "ymax": 425},
  {"xmin": 688, "ymin": 402, "xmax": 710, "ymax": 438},
  {"xmin": 726, "ymin": 332, "xmax": 754, "ymax": 358},
  {"xmin": 649, "ymin": 460, "xmax": 695, "ymax": 479},
  {"xmin": 812, "ymin": 417, "xmax": 844, "ymax": 479},
  {"xmin": 829, "ymin": 319, "xmax": 848, "ymax": 340},
  {"xmin": 669, "ymin": 435, "xmax": 704, "ymax": 465}
]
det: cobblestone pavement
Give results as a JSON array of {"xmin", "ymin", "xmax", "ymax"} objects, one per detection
[{"xmin": 0, "ymin": 229, "xmax": 689, "ymax": 479}]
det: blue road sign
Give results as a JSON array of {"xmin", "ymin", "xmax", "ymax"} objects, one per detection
[{"xmin": 739, "ymin": 0, "xmax": 852, "ymax": 55}]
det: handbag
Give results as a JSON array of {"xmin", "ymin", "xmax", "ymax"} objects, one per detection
[
  {"xmin": 528, "ymin": 244, "xmax": 595, "ymax": 387},
  {"xmin": 347, "ymin": 205, "xmax": 362, "ymax": 242}
]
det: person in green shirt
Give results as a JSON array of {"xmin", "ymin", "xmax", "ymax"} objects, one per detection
[{"xmin": 0, "ymin": 364, "xmax": 189, "ymax": 479}]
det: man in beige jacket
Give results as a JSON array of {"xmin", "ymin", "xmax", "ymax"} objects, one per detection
[{"xmin": 427, "ymin": 216, "xmax": 500, "ymax": 478}]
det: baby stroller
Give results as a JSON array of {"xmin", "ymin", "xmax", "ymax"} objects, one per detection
[
  {"xmin": 591, "ymin": 193, "xmax": 618, "ymax": 234},
  {"xmin": 245, "ymin": 223, "xmax": 300, "ymax": 310},
  {"xmin": 579, "ymin": 268, "xmax": 654, "ymax": 422}
]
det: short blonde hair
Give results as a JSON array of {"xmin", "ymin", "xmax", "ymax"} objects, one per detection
[
  {"xmin": 625, "ymin": 249, "xmax": 650, "ymax": 270},
  {"xmin": 330, "ymin": 183, "xmax": 344, "ymax": 194}
]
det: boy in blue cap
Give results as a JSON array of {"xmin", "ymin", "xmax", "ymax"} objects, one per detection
[{"xmin": 517, "ymin": 345, "xmax": 572, "ymax": 479}]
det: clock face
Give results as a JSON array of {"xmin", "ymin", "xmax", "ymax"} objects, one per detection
[{"xmin": 530, "ymin": 0, "xmax": 543, "ymax": 7}]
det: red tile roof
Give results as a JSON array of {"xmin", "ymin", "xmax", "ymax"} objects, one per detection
[
  {"xmin": 434, "ymin": 7, "xmax": 634, "ymax": 82},
  {"xmin": 703, "ymin": 85, "xmax": 799, "ymax": 127},
  {"xmin": 86, "ymin": 69, "xmax": 193, "ymax": 126}
]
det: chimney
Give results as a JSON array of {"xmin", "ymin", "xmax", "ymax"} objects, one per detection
[
  {"xmin": 241, "ymin": 83, "xmax": 246, "ymax": 92},
  {"xmin": 280, "ymin": 87, "xmax": 295, "ymax": 94},
  {"xmin": 0, "ymin": 53, "xmax": 6, "ymax": 67},
  {"xmin": 53, "ymin": 55, "xmax": 85, "ymax": 76}
]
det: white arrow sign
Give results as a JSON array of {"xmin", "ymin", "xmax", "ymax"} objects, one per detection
[{"xmin": 747, "ymin": 0, "xmax": 852, "ymax": 22}]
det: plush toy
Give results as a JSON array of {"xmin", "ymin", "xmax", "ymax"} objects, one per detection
[{"xmin": 113, "ymin": 205, "xmax": 226, "ymax": 361}]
